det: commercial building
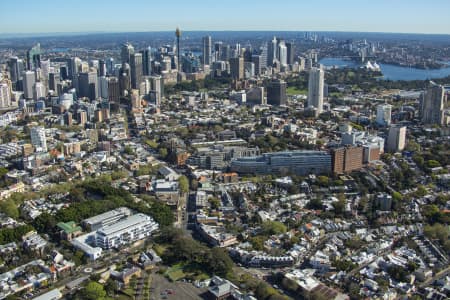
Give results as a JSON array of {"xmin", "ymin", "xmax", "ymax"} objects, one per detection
[
  {"xmin": 231, "ymin": 151, "xmax": 331, "ymax": 175},
  {"xmin": 267, "ymin": 79, "xmax": 287, "ymax": 106},
  {"xmin": 386, "ymin": 125, "xmax": 406, "ymax": 153},
  {"xmin": 130, "ymin": 53, "xmax": 143, "ymax": 89},
  {"xmin": 229, "ymin": 57, "xmax": 244, "ymax": 80},
  {"xmin": 307, "ymin": 67, "xmax": 325, "ymax": 115}
]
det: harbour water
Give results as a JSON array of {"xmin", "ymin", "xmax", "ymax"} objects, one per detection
[{"xmin": 319, "ymin": 57, "xmax": 450, "ymax": 81}]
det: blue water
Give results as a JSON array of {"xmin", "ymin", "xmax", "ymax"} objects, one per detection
[{"xmin": 319, "ymin": 57, "xmax": 450, "ymax": 81}]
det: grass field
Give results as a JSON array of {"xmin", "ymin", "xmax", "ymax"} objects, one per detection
[
  {"xmin": 165, "ymin": 262, "xmax": 210, "ymax": 282},
  {"xmin": 286, "ymin": 86, "xmax": 307, "ymax": 95},
  {"xmin": 166, "ymin": 263, "xmax": 187, "ymax": 281}
]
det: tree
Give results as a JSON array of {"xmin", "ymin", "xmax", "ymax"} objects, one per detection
[
  {"xmin": 307, "ymin": 198, "xmax": 323, "ymax": 210},
  {"xmin": 255, "ymin": 282, "xmax": 278, "ymax": 300},
  {"xmin": 0, "ymin": 199, "xmax": 19, "ymax": 219},
  {"xmin": 208, "ymin": 197, "xmax": 221, "ymax": 210},
  {"xmin": 262, "ymin": 221, "xmax": 287, "ymax": 235},
  {"xmin": 209, "ymin": 248, "xmax": 234, "ymax": 276},
  {"xmin": 83, "ymin": 281, "xmax": 107, "ymax": 300},
  {"xmin": 178, "ymin": 175, "xmax": 189, "ymax": 194},
  {"xmin": 158, "ymin": 147, "xmax": 168, "ymax": 159},
  {"xmin": 317, "ymin": 176, "xmax": 329, "ymax": 187},
  {"xmin": 123, "ymin": 145, "xmax": 134, "ymax": 155}
]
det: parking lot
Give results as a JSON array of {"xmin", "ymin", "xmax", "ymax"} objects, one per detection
[{"xmin": 150, "ymin": 273, "xmax": 207, "ymax": 300}]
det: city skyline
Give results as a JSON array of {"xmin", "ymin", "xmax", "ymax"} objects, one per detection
[{"xmin": 2, "ymin": 0, "xmax": 450, "ymax": 35}]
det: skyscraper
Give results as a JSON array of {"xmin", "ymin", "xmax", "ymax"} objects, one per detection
[
  {"xmin": 98, "ymin": 60, "xmax": 107, "ymax": 77},
  {"xmin": 33, "ymin": 82, "xmax": 46, "ymax": 100},
  {"xmin": 78, "ymin": 71, "xmax": 98, "ymax": 100},
  {"xmin": 22, "ymin": 71, "xmax": 36, "ymax": 99},
  {"xmin": 142, "ymin": 47, "xmax": 152, "ymax": 76},
  {"xmin": 130, "ymin": 53, "xmax": 143, "ymax": 89},
  {"xmin": 230, "ymin": 57, "xmax": 244, "ymax": 80},
  {"xmin": 119, "ymin": 65, "xmax": 131, "ymax": 97},
  {"xmin": 421, "ymin": 82, "xmax": 446, "ymax": 125},
  {"xmin": 252, "ymin": 55, "xmax": 263, "ymax": 76},
  {"xmin": 267, "ymin": 37, "xmax": 278, "ymax": 67},
  {"xmin": 107, "ymin": 77, "xmax": 120, "ymax": 105},
  {"xmin": 121, "ymin": 43, "xmax": 135, "ymax": 64},
  {"xmin": 175, "ymin": 27, "xmax": 182, "ymax": 82},
  {"xmin": 286, "ymin": 42, "xmax": 295, "ymax": 65},
  {"xmin": 30, "ymin": 126, "xmax": 47, "ymax": 152},
  {"xmin": 307, "ymin": 67, "xmax": 325, "ymax": 115},
  {"xmin": 278, "ymin": 41, "xmax": 287, "ymax": 66},
  {"xmin": 8, "ymin": 57, "xmax": 25, "ymax": 90},
  {"xmin": 202, "ymin": 36, "xmax": 212, "ymax": 65},
  {"xmin": 27, "ymin": 43, "xmax": 41, "ymax": 70},
  {"xmin": 386, "ymin": 125, "xmax": 406, "ymax": 153},
  {"xmin": 267, "ymin": 79, "xmax": 287, "ymax": 106},
  {"xmin": 376, "ymin": 104, "xmax": 392, "ymax": 126},
  {"xmin": 49, "ymin": 72, "xmax": 60, "ymax": 93}
]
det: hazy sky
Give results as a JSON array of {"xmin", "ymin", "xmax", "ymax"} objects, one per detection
[{"xmin": 1, "ymin": 0, "xmax": 450, "ymax": 34}]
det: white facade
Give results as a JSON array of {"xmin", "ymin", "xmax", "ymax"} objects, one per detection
[
  {"xmin": 386, "ymin": 125, "xmax": 406, "ymax": 153},
  {"xmin": 33, "ymin": 82, "xmax": 46, "ymax": 100},
  {"xmin": 307, "ymin": 67, "xmax": 324, "ymax": 115},
  {"xmin": 23, "ymin": 71, "xmax": 35, "ymax": 99},
  {"xmin": 376, "ymin": 104, "xmax": 392, "ymax": 126},
  {"xmin": 95, "ymin": 213, "xmax": 158, "ymax": 249},
  {"xmin": 0, "ymin": 83, "xmax": 11, "ymax": 109}
]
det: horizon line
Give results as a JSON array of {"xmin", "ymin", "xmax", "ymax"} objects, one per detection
[{"xmin": 1, "ymin": 29, "xmax": 450, "ymax": 39}]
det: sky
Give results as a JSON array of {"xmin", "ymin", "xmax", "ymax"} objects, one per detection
[{"xmin": 1, "ymin": 0, "xmax": 450, "ymax": 35}]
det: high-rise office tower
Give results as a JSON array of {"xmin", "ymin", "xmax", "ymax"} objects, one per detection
[
  {"xmin": 267, "ymin": 37, "xmax": 278, "ymax": 67},
  {"xmin": 27, "ymin": 43, "xmax": 41, "ymax": 70},
  {"xmin": 98, "ymin": 76, "xmax": 108, "ymax": 99},
  {"xmin": 30, "ymin": 126, "xmax": 47, "ymax": 152},
  {"xmin": 142, "ymin": 48, "xmax": 152, "ymax": 76},
  {"xmin": 244, "ymin": 62, "xmax": 255, "ymax": 79},
  {"xmin": 278, "ymin": 41, "xmax": 287, "ymax": 66},
  {"xmin": 307, "ymin": 67, "xmax": 325, "ymax": 115},
  {"xmin": 33, "ymin": 82, "xmax": 46, "ymax": 100},
  {"xmin": 23, "ymin": 71, "xmax": 36, "ymax": 99},
  {"xmin": 386, "ymin": 125, "xmax": 406, "ymax": 153},
  {"xmin": 230, "ymin": 57, "xmax": 244, "ymax": 80},
  {"xmin": 376, "ymin": 104, "xmax": 392, "ymax": 126},
  {"xmin": 8, "ymin": 57, "xmax": 25, "ymax": 90},
  {"xmin": 121, "ymin": 42, "xmax": 135, "ymax": 64},
  {"xmin": 267, "ymin": 79, "xmax": 287, "ymax": 106},
  {"xmin": 78, "ymin": 71, "xmax": 98, "ymax": 100},
  {"xmin": 259, "ymin": 45, "xmax": 268, "ymax": 69},
  {"xmin": 107, "ymin": 58, "xmax": 115, "ymax": 75},
  {"xmin": 252, "ymin": 55, "xmax": 263, "ymax": 76},
  {"xmin": 202, "ymin": 36, "xmax": 212, "ymax": 65},
  {"xmin": 214, "ymin": 42, "xmax": 223, "ymax": 62},
  {"xmin": 98, "ymin": 60, "xmax": 107, "ymax": 77},
  {"xmin": 70, "ymin": 57, "xmax": 81, "ymax": 80},
  {"xmin": 286, "ymin": 42, "xmax": 295, "ymax": 65},
  {"xmin": 107, "ymin": 77, "xmax": 120, "ymax": 104},
  {"xmin": 130, "ymin": 53, "xmax": 143, "ymax": 89},
  {"xmin": 0, "ymin": 83, "xmax": 12, "ymax": 109},
  {"xmin": 119, "ymin": 63, "xmax": 131, "ymax": 96},
  {"xmin": 49, "ymin": 72, "xmax": 60, "ymax": 93},
  {"xmin": 421, "ymin": 82, "xmax": 446, "ymax": 125}
]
